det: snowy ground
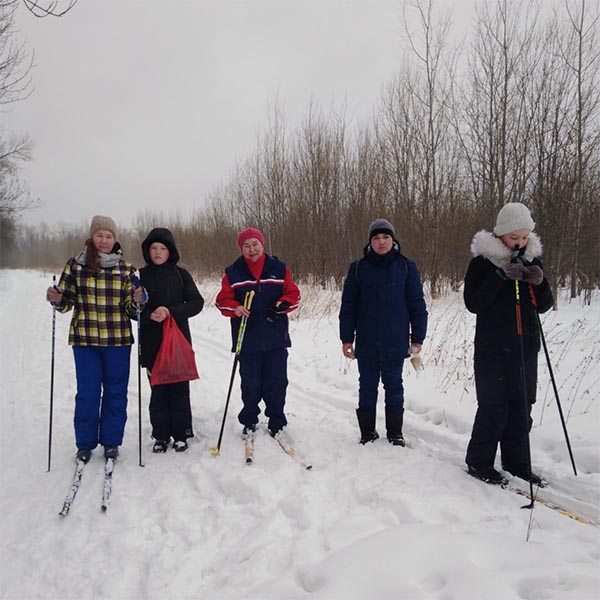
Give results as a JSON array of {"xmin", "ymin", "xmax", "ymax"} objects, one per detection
[{"xmin": 1, "ymin": 269, "xmax": 598, "ymax": 600}]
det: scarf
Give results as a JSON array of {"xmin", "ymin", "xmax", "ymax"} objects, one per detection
[{"xmin": 75, "ymin": 245, "xmax": 123, "ymax": 269}]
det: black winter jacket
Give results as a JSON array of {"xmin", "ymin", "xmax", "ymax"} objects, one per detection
[
  {"xmin": 139, "ymin": 228, "xmax": 204, "ymax": 369},
  {"xmin": 464, "ymin": 231, "xmax": 553, "ymax": 356}
]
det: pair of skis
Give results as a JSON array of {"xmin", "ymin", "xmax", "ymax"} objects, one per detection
[
  {"xmin": 464, "ymin": 467, "xmax": 598, "ymax": 527},
  {"xmin": 244, "ymin": 429, "xmax": 312, "ymax": 470},
  {"xmin": 58, "ymin": 457, "xmax": 114, "ymax": 517}
]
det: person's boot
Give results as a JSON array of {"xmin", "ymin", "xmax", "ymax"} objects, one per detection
[
  {"xmin": 173, "ymin": 440, "xmax": 188, "ymax": 452},
  {"xmin": 103, "ymin": 445, "xmax": 119, "ymax": 460},
  {"xmin": 356, "ymin": 408, "xmax": 379, "ymax": 445},
  {"xmin": 467, "ymin": 464, "xmax": 508, "ymax": 486},
  {"xmin": 76, "ymin": 449, "xmax": 92, "ymax": 463},
  {"xmin": 385, "ymin": 406, "xmax": 405, "ymax": 447},
  {"xmin": 152, "ymin": 440, "xmax": 168, "ymax": 453},
  {"xmin": 503, "ymin": 464, "xmax": 548, "ymax": 487}
]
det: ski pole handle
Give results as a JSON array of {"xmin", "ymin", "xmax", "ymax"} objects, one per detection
[
  {"xmin": 133, "ymin": 275, "xmax": 147, "ymax": 303},
  {"xmin": 235, "ymin": 290, "xmax": 255, "ymax": 355},
  {"xmin": 49, "ymin": 275, "xmax": 60, "ymax": 307}
]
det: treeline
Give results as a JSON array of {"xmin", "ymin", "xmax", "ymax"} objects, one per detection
[{"xmin": 4, "ymin": 1, "xmax": 600, "ymax": 303}]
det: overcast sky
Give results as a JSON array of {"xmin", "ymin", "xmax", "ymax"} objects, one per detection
[{"xmin": 7, "ymin": 0, "xmax": 477, "ymax": 230}]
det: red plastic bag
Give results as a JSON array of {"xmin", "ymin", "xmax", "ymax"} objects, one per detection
[{"xmin": 151, "ymin": 315, "xmax": 199, "ymax": 386}]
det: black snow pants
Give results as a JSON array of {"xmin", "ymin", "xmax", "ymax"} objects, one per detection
[
  {"xmin": 149, "ymin": 380, "xmax": 194, "ymax": 443},
  {"xmin": 466, "ymin": 351, "xmax": 538, "ymax": 471}
]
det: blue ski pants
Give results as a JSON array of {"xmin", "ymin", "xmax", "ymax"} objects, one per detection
[
  {"xmin": 238, "ymin": 348, "xmax": 288, "ymax": 434},
  {"xmin": 72, "ymin": 345, "xmax": 131, "ymax": 450}
]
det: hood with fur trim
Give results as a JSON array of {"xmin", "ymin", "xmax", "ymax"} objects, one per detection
[{"xmin": 470, "ymin": 230, "xmax": 543, "ymax": 268}]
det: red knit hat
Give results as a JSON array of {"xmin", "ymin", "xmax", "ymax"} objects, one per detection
[{"xmin": 237, "ymin": 227, "xmax": 265, "ymax": 250}]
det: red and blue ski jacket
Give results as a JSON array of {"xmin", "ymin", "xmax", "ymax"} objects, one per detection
[{"xmin": 216, "ymin": 253, "xmax": 300, "ymax": 353}]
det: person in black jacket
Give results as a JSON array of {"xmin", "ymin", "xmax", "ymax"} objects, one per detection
[
  {"xmin": 464, "ymin": 203, "xmax": 554, "ymax": 485},
  {"xmin": 140, "ymin": 228, "xmax": 204, "ymax": 453},
  {"xmin": 339, "ymin": 219, "xmax": 428, "ymax": 447}
]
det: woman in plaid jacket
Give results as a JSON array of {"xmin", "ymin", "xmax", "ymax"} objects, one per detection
[{"xmin": 46, "ymin": 215, "xmax": 144, "ymax": 464}]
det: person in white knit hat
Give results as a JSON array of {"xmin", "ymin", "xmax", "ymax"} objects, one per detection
[
  {"xmin": 463, "ymin": 202, "xmax": 554, "ymax": 486},
  {"xmin": 493, "ymin": 202, "xmax": 536, "ymax": 236}
]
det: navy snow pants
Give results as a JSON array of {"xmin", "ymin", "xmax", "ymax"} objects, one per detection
[
  {"xmin": 238, "ymin": 348, "xmax": 288, "ymax": 434},
  {"xmin": 357, "ymin": 354, "xmax": 405, "ymax": 411}
]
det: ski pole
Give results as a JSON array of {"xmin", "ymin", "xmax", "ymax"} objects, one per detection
[
  {"xmin": 47, "ymin": 275, "xmax": 57, "ymax": 472},
  {"xmin": 528, "ymin": 284, "xmax": 577, "ymax": 476},
  {"xmin": 210, "ymin": 290, "xmax": 255, "ymax": 457},
  {"xmin": 511, "ymin": 248, "xmax": 535, "ymax": 510},
  {"xmin": 134, "ymin": 275, "xmax": 147, "ymax": 468}
]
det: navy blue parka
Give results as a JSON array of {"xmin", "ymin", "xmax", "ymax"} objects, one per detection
[{"xmin": 339, "ymin": 242, "xmax": 428, "ymax": 359}]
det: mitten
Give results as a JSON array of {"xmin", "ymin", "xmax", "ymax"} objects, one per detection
[
  {"xmin": 523, "ymin": 265, "xmax": 544, "ymax": 286},
  {"xmin": 500, "ymin": 263, "xmax": 528, "ymax": 281}
]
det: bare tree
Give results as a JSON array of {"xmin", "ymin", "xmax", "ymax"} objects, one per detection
[
  {"xmin": 0, "ymin": 2, "xmax": 37, "ymax": 264},
  {"xmin": 385, "ymin": 0, "xmax": 461, "ymax": 296},
  {"xmin": 0, "ymin": 1, "xmax": 33, "ymax": 104},
  {"xmin": 22, "ymin": 0, "xmax": 78, "ymax": 18},
  {"xmin": 460, "ymin": 0, "xmax": 542, "ymax": 219},
  {"xmin": 562, "ymin": 0, "xmax": 600, "ymax": 297}
]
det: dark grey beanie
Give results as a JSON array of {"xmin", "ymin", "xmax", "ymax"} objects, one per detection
[{"xmin": 368, "ymin": 218, "xmax": 395, "ymax": 240}]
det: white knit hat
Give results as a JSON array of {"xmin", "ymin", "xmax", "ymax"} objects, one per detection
[{"xmin": 493, "ymin": 203, "xmax": 535, "ymax": 236}]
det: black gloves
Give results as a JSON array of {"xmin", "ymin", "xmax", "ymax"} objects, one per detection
[{"xmin": 266, "ymin": 301, "xmax": 292, "ymax": 324}]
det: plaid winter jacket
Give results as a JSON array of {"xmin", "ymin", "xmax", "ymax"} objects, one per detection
[{"xmin": 56, "ymin": 257, "xmax": 139, "ymax": 346}]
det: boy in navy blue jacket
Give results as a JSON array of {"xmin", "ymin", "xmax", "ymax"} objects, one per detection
[{"xmin": 340, "ymin": 219, "xmax": 428, "ymax": 446}]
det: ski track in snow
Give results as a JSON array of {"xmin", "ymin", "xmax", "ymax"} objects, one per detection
[{"xmin": 1, "ymin": 269, "xmax": 599, "ymax": 600}]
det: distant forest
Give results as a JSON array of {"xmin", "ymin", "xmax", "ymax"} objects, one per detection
[{"xmin": 2, "ymin": 1, "xmax": 599, "ymax": 305}]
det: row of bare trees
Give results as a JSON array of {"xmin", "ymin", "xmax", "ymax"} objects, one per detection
[
  {"xmin": 0, "ymin": 0, "xmax": 39, "ymax": 264},
  {"xmin": 6, "ymin": 0, "xmax": 600, "ymax": 304}
]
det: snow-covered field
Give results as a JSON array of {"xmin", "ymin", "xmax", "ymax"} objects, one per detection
[{"xmin": 1, "ymin": 268, "xmax": 598, "ymax": 600}]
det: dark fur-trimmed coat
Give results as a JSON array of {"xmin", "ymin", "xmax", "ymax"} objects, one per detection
[{"xmin": 464, "ymin": 231, "xmax": 554, "ymax": 356}]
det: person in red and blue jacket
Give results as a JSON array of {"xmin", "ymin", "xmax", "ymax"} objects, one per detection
[
  {"xmin": 216, "ymin": 228, "xmax": 300, "ymax": 437},
  {"xmin": 340, "ymin": 219, "xmax": 428, "ymax": 447}
]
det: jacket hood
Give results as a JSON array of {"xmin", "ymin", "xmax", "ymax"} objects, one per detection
[
  {"xmin": 470, "ymin": 230, "xmax": 543, "ymax": 267},
  {"xmin": 141, "ymin": 228, "xmax": 180, "ymax": 265}
]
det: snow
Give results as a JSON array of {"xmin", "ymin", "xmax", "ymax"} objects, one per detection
[{"xmin": 1, "ymin": 268, "xmax": 599, "ymax": 600}]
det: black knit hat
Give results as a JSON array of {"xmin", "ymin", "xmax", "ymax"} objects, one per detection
[{"xmin": 368, "ymin": 218, "xmax": 395, "ymax": 240}]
